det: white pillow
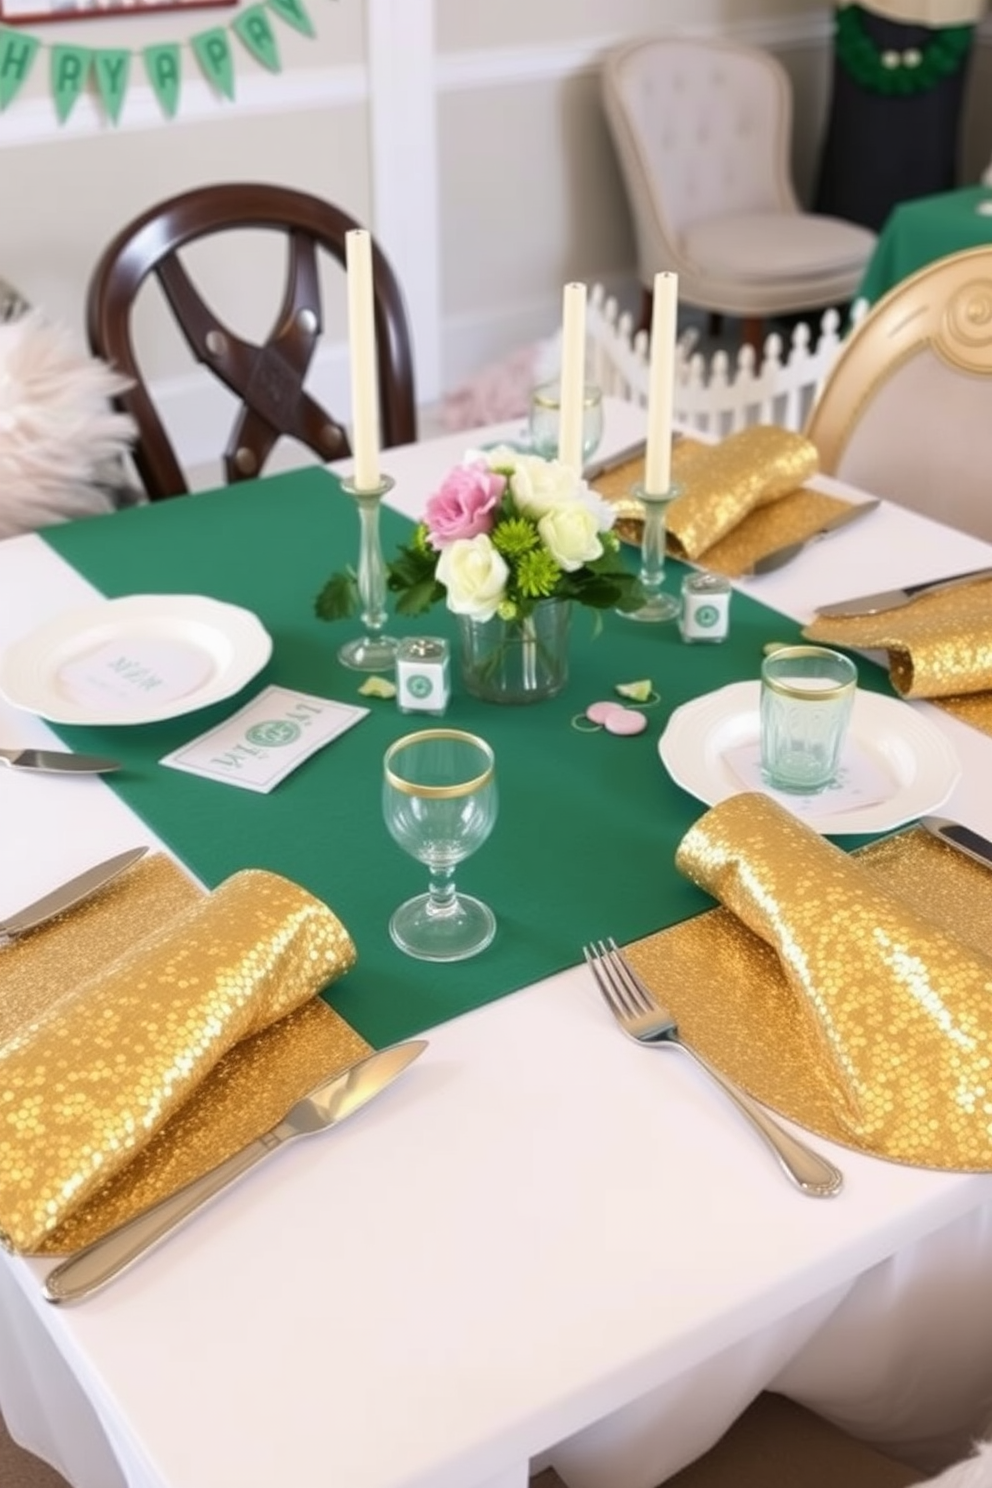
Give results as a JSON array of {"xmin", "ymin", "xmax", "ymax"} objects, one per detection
[
  {"xmin": 921, "ymin": 1439, "xmax": 992, "ymax": 1488},
  {"xmin": 0, "ymin": 309, "xmax": 139, "ymax": 540}
]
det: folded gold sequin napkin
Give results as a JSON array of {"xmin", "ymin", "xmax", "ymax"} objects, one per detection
[
  {"xmin": 627, "ymin": 793, "xmax": 992, "ymax": 1170},
  {"xmin": 592, "ymin": 427, "xmax": 852, "ymax": 577},
  {"xmin": 804, "ymin": 578, "xmax": 992, "ymax": 738},
  {"xmin": 0, "ymin": 859, "xmax": 363, "ymax": 1254},
  {"xmin": 664, "ymin": 425, "xmax": 820, "ymax": 560}
]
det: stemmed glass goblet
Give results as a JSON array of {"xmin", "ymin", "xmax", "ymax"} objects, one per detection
[
  {"xmin": 528, "ymin": 380, "xmax": 604, "ymax": 466},
  {"xmin": 383, "ymin": 729, "xmax": 498, "ymax": 962}
]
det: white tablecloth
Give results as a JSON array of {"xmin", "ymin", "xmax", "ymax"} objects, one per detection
[{"xmin": 2, "ymin": 403, "xmax": 992, "ymax": 1488}]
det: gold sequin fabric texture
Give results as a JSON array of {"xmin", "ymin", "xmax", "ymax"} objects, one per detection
[
  {"xmin": 804, "ymin": 578, "xmax": 992, "ymax": 738},
  {"xmin": 627, "ymin": 794, "xmax": 992, "ymax": 1170},
  {"xmin": 592, "ymin": 429, "xmax": 845, "ymax": 577},
  {"xmin": 0, "ymin": 859, "xmax": 360, "ymax": 1253},
  {"xmin": 664, "ymin": 425, "xmax": 820, "ymax": 560}
]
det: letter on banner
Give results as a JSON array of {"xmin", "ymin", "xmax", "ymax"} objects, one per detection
[
  {"xmin": 267, "ymin": 0, "xmax": 316, "ymax": 38},
  {"xmin": 51, "ymin": 45, "xmax": 91, "ymax": 124},
  {"xmin": 94, "ymin": 49, "xmax": 130, "ymax": 124},
  {"xmin": 232, "ymin": 5, "xmax": 281, "ymax": 71},
  {"xmin": 191, "ymin": 27, "xmax": 235, "ymax": 99},
  {"xmin": 0, "ymin": 28, "xmax": 41, "ymax": 110},
  {"xmin": 143, "ymin": 43, "xmax": 181, "ymax": 118}
]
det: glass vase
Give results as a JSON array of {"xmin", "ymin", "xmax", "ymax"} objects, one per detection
[{"xmin": 456, "ymin": 599, "xmax": 571, "ymax": 704}]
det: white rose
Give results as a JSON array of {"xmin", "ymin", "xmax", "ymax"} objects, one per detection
[
  {"xmin": 436, "ymin": 534, "xmax": 510, "ymax": 620},
  {"xmin": 576, "ymin": 485, "xmax": 618, "ymax": 533},
  {"xmin": 537, "ymin": 503, "xmax": 603, "ymax": 572},
  {"xmin": 510, "ymin": 455, "xmax": 582, "ymax": 519}
]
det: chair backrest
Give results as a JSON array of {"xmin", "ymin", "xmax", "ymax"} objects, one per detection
[
  {"xmin": 601, "ymin": 37, "xmax": 797, "ymax": 286},
  {"xmin": 805, "ymin": 246, "xmax": 992, "ymax": 542},
  {"xmin": 87, "ymin": 183, "xmax": 417, "ymax": 501}
]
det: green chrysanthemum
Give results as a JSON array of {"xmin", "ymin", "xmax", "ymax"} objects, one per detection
[
  {"xmin": 516, "ymin": 547, "xmax": 561, "ymax": 598},
  {"xmin": 411, "ymin": 522, "xmax": 433, "ymax": 556},
  {"xmin": 496, "ymin": 598, "xmax": 519, "ymax": 621},
  {"xmin": 492, "ymin": 516, "xmax": 539, "ymax": 558}
]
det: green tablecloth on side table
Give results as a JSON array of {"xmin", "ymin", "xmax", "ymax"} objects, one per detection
[
  {"xmin": 41, "ymin": 467, "xmax": 893, "ymax": 1048},
  {"xmin": 856, "ymin": 184, "xmax": 992, "ymax": 307}
]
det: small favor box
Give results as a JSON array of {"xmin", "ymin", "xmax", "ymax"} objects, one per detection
[
  {"xmin": 396, "ymin": 637, "xmax": 450, "ymax": 714},
  {"xmin": 680, "ymin": 571, "xmax": 731, "ymax": 644}
]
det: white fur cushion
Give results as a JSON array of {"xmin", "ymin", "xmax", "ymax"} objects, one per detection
[
  {"xmin": 921, "ymin": 1439, "xmax": 992, "ymax": 1488},
  {"xmin": 0, "ymin": 310, "xmax": 138, "ymax": 541}
]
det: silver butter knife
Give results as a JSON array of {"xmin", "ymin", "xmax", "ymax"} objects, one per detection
[
  {"xmin": 815, "ymin": 566, "xmax": 992, "ymax": 619},
  {"xmin": 584, "ymin": 437, "xmax": 647, "ymax": 483},
  {"xmin": 920, "ymin": 817, "xmax": 992, "ymax": 872},
  {"xmin": 0, "ymin": 846, "xmax": 148, "ymax": 942},
  {"xmin": 44, "ymin": 1039, "xmax": 429, "ymax": 1303},
  {"xmin": 0, "ymin": 746, "xmax": 120, "ymax": 775},
  {"xmin": 748, "ymin": 500, "xmax": 880, "ymax": 576}
]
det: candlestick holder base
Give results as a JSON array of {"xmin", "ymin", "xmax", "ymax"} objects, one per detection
[
  {"xmin": 337, "ymin": 474, "xmax": 400, "ymax": 672},
  {"xmin": 619, "ymin": 483, "xmax": 681, "ymax": 623}
]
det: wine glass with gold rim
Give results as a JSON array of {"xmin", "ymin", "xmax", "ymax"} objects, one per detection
[{"xmin": 383, "ymin": 729, "xmax": 498, "ymax": 962}]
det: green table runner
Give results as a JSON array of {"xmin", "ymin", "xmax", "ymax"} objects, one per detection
[{"xmin": 40, "ymin": 467, "xmax": 893, "ymax": 1048}]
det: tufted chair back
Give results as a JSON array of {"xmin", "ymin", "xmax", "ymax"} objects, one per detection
[
  {"xmin": 613, "ymin": 38, "xmax": 795, "ymax": 251},
  {"xmin": 602, "ymin": 36, "xmax": 876, "ymax": 332}
]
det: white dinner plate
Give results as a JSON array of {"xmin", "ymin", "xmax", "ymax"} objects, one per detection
[
  {"xmin": 0, "ymin": 594, "xmax": 273, "ymax": 725},
  {"xmin": 658, "ymin": 680, "xmax": 960, "ymax": 835}
]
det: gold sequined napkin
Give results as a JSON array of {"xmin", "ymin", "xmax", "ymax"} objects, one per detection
[
  {"xmin": 0, "ymin": 856, "xmax": 366, "ymax": 1254},
  {"xmin": 665, "ymin": 426, "xmax": 821, "ymax": 561},
  {"xmin": 591, "ymin": 428, "xmax": 852, "ymax": 577},
  {"xmin": 804, "ymin": 578, "xmax": 992, "ymax": 738},
  {"xmin": 626, "ymin": 793, "xmax": 992, "ymax": 1170}
]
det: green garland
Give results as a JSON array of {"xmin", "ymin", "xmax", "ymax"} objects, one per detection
[{"xmin": 835, "ymin": 5, "xmax": 974, "ymax": 96}]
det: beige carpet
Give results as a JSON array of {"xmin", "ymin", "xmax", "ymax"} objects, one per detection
[{"xmin": 0, "ymin": 1410, "xmax": 71, "ymax": 1488}]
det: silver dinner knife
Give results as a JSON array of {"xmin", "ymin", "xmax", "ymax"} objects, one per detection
[
  {"xmin": 748, "ymin": 500, "xmax": 880, "ymax": 576},
  {"xmin": 920, "ymin": 817, "xmax": 992, "ymax": 872},
  {"xmin": 43, "ymin": 1039, "xmax": 429, "ymax": 1303},
  {"xmin": 0, "ymin": 747, "xmax": 120, "ymax": 774},
  {"xmin": 0, "ymin": 846, "xmax": 148, "ymax": 942},
  {"xmin": 815, "ymin": 566, "xmax": 992, "ymax": 619},
  {"xmin": 584, "ymin": 437, "xmax": 647, "ymax": 483}
]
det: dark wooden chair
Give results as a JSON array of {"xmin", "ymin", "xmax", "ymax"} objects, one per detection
[{"xmin": 86, "ymin": 182, "xmax": 417, "ymax": 501}]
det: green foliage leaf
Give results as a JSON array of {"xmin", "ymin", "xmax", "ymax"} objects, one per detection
[{"xmin": 314, "ymin": 569, "xmax": 359, "ymax": 621}]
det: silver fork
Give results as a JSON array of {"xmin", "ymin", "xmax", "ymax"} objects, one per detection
[{"xmin": 583, "ymin": 938, "xmax": 843, "ymax": 1198}]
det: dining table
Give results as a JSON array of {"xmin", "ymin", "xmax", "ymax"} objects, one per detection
[
  {"xmin": 854, "ymin": 183, "xmax": 992, "ymax": 307},
  {"xmin": 2, "ymin": 397, "xmax": 992, "ymax": 1488}
]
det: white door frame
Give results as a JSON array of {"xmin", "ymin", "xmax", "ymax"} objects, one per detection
[{"xmin": 366, "ymin": 0, "xmax": 442, "ymax": 403}]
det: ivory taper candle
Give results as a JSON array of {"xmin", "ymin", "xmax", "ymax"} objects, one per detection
[
  {"xmin": 557, "ymin": 281, "xmax": 587, "ymax": 472},
  {"xmin": 346, "ymin": 229, "xmax": 381, "ymax": 491},
  {"xmin": 644, "ymin": 270, "xmax": 679, "ymax": 495}
]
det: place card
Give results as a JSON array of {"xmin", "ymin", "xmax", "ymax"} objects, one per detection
[
  {"xmin": 723, "ymin": 739, "xmax": 893, "ymax": 822},
  {"xmin": 161, "ymin": 685, "xmax": 368, "ymax": 792}
]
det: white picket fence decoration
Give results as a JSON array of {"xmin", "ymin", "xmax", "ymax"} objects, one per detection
[{"xmin": 586, "ymin": 282, "xmax": 868, "ymax": 436}]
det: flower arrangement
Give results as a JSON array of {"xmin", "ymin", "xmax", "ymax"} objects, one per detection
[{"xmin": 316, "ymin": 445, "xmax": 644, "ymax": 625}]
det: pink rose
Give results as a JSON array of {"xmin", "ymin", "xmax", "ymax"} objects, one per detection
[{"xmin": 424, "ymin": 462, "xmax": 505, "ymax": 547}]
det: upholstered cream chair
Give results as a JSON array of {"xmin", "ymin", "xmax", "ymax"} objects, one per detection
[
  {"xmin": 805, "ymin": 245, "xmax": 992, "ymax": 543},
  {"xmin": 601, "ymin": 36, "xmax": 877, "ymax": 343}
]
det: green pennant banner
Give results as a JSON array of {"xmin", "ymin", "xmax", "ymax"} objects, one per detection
[
  {"xmin": 0, "ymin": 26, "xmax": 40, "ymax": 110},
  {"xmin": 50, "ymin": 43, "xmax": 90, "ymax": 123},
  {"xmin": 232, "ymin": 5, "xmax": 281, "ymax": 72},
  {"xmin": 143, "ymin": 42, "xmax": 182, "ymax": 118},
  {"xmin": 93, "ymin": 48, "xmax": 130, "ymax": 124},
  {"xmin": 267, "ymin": 0, "xmax": 315, "ymax": 39},
  {"xmin": 191, "ymin": 26, "xmax": 235, "ymax": 99},
  {"xmin": 1, "ymin": 0, "xmax": 331, "ymax": 124}
]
